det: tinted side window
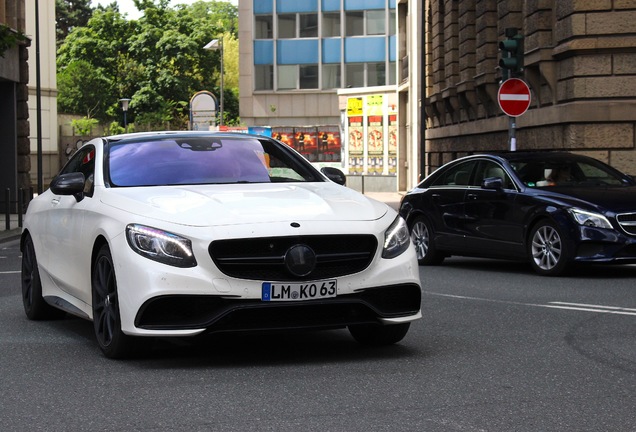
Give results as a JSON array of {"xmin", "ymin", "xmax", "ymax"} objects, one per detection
[
  {"xmin": 476, "ymin": 161, "xmax": 512, "ymax": 189},
  {"xmin": 60, "ymin": 145, "xmax": 96, "ymax": 196},
  {"xmin": 431, "ymin": 161, "xmax": 477, "ymax": 187}
]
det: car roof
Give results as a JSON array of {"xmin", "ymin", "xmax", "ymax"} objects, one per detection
[{"xmin": 103, "ymin": 131, "xmax": 267, "ymax": 142}]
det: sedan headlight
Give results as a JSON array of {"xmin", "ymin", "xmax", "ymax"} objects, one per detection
[
  {"xmin": 126, "ymin": 224, "xmax": 197, "ymax": 267},
  {"xmin": 382, "ymin": 217, "xmax": 411, "ymax": 259},
  {"xmin": 567, "ymin": 208, "xmax": 613, "ymax": 229}
]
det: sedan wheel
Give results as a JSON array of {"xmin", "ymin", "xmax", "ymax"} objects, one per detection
[
  {"xmin": 529, "ymin": 221, "xmax": 569, "ymax": 276},
  {"xmin": 21, "ymin": 234, "xmax": 65, "ymax": 320},
  {"xmin": 349, "ymin": 323, "xmax": 410, "ymax": 346},
  {"xmin": 92, "ymin": 245, "xmax": 136, "ymax": 358},
  {"xmin": 410, "ymin": 217, "xmax": 445, "ymax": 265}
]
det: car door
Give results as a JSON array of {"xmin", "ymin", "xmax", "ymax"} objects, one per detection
[
  {"xmin": 462, "ymin": 160, "xmax": 525, "ymax": 258},
  {"xmin": 42, "ymin": 145, "xmax": 96, "ymax": 305},
  {"xmin": 426, "ymin": 160, "xmax": 478, "ymax": 250}
]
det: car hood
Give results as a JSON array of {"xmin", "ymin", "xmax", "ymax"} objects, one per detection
[
  {"xmin": 536, "ymin": 185, "xmax": 636, "ymax": 214},
  {"xmin": 101, "ymin": 183, "xmax": 390, "ymax": 226}
]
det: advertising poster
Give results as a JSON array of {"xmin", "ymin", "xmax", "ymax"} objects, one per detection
[
  {"xmin": 295, "ymin": 128, "xmax": 318, "ymax": 162},
  {"xmin": 388, "ymin": 113, "xmax": 398, "ymax": 175},
  {"xmin": 317, "ymin": 126, "xmax": 342, "ymax": 163},
  {"xmin": 366, "ymin": 95, "xmax": 384, "ymax": 175},
  {"xmin": 272, "ymin": 127, "xmax": 296, "ymax": 150},
  {"xmin": 347, "ymin": 97, "xmax": 364, "ymax": 175}
]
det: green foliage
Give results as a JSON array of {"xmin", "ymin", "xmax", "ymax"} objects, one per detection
[
  {"xmin": 108, "ymin": 121, "xmax": 126, "ymax": 135},
  {"xmin": 0, "ymin": 24, "xmax": 27, "ymax": 58},
  {"xmin": 55, "ymin": 0, "xmax": 94, "ymax": 48},
  {"xmin": 71, "ymin": 117, "xmax": 99, "ymax": 135},
  {"xmin": 56, "ymin": 0, "xmax": 240, "ymax": 128}
]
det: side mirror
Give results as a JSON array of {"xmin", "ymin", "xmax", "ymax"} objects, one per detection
[
  {"xmin": 50, "ymin": 172, "xmax": 86, "ymax": 202},
  {"xmin": 321, "ymin": 167, "xmax": 347, "ymax": 186},
  {"xmin": 482, "ymin": 176, "xmax": 504, "ymax": 190}
]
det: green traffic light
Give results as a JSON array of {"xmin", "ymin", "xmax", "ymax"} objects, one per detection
[{"xmin": 499, "ymin": 34, "xmax": 524, "ymax": 78}]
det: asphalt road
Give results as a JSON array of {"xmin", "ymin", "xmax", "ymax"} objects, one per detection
[{"xmin": 1, "ymin": 237, "xmax": 635, "ymax": 431}]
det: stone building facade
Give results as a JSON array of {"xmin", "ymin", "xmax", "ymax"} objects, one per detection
[{"xmin": 423, "ymin": 0, "xmax": 636, "ymax": 177}]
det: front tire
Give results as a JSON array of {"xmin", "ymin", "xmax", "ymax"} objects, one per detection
[
  {"xmin": 21, "ymin": 234, "xmax": 65, "ymax": 320},
  {"xmin": 92, "ymin": 245, "xmax": 136, "ymax": 359},
  {"xmin": 528, "ymin": 220, "xmax": 570, "ymax": 276},
  {"xmin": 410, "ymin": 217, "xmax": 445, "ymax": 265},
  {"xmin": 349, "ymin": 323, "xmax": 410, "ymax": 346}
]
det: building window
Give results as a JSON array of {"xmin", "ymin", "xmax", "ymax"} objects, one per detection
[
  {"xmin": 345, "ymin": 11, "xmax": 364, "ymax": 36},
  {"xmin": 389, "ymin": 10, "xmax": 396, "ymax": 35},
  {"xmin": 255, "ymin": 15, "xmax": 273, "ymax": 39},
  {"xmin": 300, "ymin": 65, "xmax": 319, "ymax": 89},
  {"xmin": 367, "ymin": 62, "xmax": 385, "ymax": 86},
  {"xmin": 323, "ymin": 12, "xmax": 340, "ymax": 37},
  {"xmin": 346, "ymin": 63, "xmax": 365, "ymax": 87},
  {"xmin": 366, "ymin": 10, "xmax": 385, "ymax": 35},
  {"xmin": 278, "ymin": 65, "xmax": 297, "ymax": 89},
  {"xmin": 299, "ymin": 14, "xmax": 318, "ymax": 37},
  {"xmin": 388, "ymin": 61, "xmax": 396, "ymax": 85},
  {"xmin": 278, "ymin": 14, "xmax": 296, "ymax": 38},
  {"xmin": 255, "ymin": 65, "xmax": 274, "ymax": 90},
  {"xmin": 322, "ymin": 64, "xmax": 341, "ymax": 89}
]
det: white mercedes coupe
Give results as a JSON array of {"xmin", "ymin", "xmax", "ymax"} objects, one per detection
[{"xmin": 21, "ymin": 132, "xmax": 422, "ymax": 358}]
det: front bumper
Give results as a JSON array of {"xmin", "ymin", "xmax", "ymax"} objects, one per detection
[{"xmin": 572, "ymin": 225, "xmax": 636, "ymax": 263}]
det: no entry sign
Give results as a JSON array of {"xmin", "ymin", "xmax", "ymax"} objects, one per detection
[{"xmin": 498, "ymin": 78, "xmax": 531, "ymax": 117}]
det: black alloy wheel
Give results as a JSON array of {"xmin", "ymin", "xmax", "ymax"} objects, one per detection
[
  {"xmin": 529, "ymin": 220, "xmax": 570, "ymax": 276},
  {"xmin": 410, "ymin": 217, "xmax": 445, "ymax": 265},
  {"xmin": 21, "ymin": 234, "xmax": 65, "ymax": 320},
  {"xmin": 349, "ymin": 323, "xmax": 411, "ymax": 346},
  {"xmin": 92, "ymin": 245, "xmax": 136, "ymax": 358}
]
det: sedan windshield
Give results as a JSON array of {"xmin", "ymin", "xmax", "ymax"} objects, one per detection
[
  {"xmin": 108, "ymin": 136, "xmax": 322, "ymax": 187},
  {"xmin": 509, "ymin": 156, "xmax": 629, "ymax": 188}
]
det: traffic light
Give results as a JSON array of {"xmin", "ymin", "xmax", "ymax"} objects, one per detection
[{"xmin": 499, "ymin": 28, "xmax": 524, "ymax": 80}]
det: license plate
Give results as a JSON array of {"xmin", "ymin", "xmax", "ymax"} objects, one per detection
[{"xmin": 261, "ymin": 280, "xmax": 337, "ymax": 302}]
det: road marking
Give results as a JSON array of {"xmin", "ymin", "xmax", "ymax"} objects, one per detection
[
  {"xmin": 0, "ymin": 271, "xmax": 20, "ymax": 274},
  {"xmin": 426, "ymin": 292, "xmax": 636, "ymax": 317}
]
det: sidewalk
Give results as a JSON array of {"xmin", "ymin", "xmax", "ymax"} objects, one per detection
[{"xmin": 0, "ymin": 191, "xmax": 406, "ymax": 244}]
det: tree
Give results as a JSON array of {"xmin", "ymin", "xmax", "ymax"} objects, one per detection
[
  {"xmin": 56, "ymin": 0, "xmax": 240, "ymax": 129},
  {"xmin": 55, "ymin": 0, "xmax": 94, "ymax": 47}
]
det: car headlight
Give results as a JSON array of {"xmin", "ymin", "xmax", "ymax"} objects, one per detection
[
  {"xmin": 126, "ymin": 224, "xmax": 197, "ymax": 267},
  {"xmin": 567, "ymin": 208, "xmax": 613, "ymax": 229},
  {"xmin": 382, "ymin": 216, "xmax": 411, "ymax": 259}
]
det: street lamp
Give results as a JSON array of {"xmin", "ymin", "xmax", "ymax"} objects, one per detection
[
  {"xmin": 119, "ymin": 98, "xmax": 131, "ymax": 133},
  {"xmin": 203, "ymin": 38, "xmax": 224, "ymax": 126}
]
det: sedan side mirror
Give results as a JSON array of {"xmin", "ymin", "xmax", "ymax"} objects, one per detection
[
  {"xmin": 482, "ymin": 177, "xmax": 504, "ymax": 190},
  {"xmin": 321, "ymin": 167, "xmax": 347, "ymax": 186},
  {"xmin": 50, "ymin": 172, "xmax": 86, "ymax": 202}
]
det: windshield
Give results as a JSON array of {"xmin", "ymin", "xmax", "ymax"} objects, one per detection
[
  {"xmin": 108, "ymin": 136, "xmax": 322, "ymax": 187},
  {"xmin": 510, "ymin": 156, "xmax": 629, "ymax": 188}
]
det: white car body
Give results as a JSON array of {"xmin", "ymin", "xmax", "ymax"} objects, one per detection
[{"xmin": 21, "ymin": 132, "xmax": 422, "ymax": 357}]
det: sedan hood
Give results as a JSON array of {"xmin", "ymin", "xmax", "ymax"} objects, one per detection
[
  {"xmin": 537, "ymin": 185, "xmax": 636, "ymax": 214},
  {"xmin": 101, "ymin": 183, "xmax": 390, "ymax": 226}
]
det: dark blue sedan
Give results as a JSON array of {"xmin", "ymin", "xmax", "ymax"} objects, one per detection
[{"xmin": 399, "ymin": 152, "xmax": 636, "ymax": 276}]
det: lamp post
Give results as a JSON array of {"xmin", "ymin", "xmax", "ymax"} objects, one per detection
[
  {"xmin": 203, "ymin": 38, "xmax": 224, "ymax": 126},
  {"xmin": 119, "ymin": 98, "xmax": 131, "ymax": 133}
]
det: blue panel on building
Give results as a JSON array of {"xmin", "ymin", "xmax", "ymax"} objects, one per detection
[
  {"xmin": 322, "ymin": 38, "xmax": 341, "ymax": 63},
  {"xmin": 344, "ymin": 37, "xmax": 385, "ymax": 63},
  {"xmin": 254, "ymin": 40, "xmax": 274, "ymax": 64},
  {"xmin": 344, "ymin": 0, "xmax": 385, "ymax": 10},
  {"xmin": 389, "ymin": 35, "xmax": 396, "ymax": 62},
  {"xmin": 322, "ymin": 0, "xmax": 341, "ymax": 11},
  {"xmin": 254, "ymin": 0, "xmax": 273, "ymax": 14},
  {"xmin": 277, "ymin": 0, "xmax": 318, "ymax": 13},
  {"xmin": 277, "ymin": 40, "xmax": 319, "ymax": 64},
  {"xmin": 389, "ymin": 0, "xmax": 396, "ymax": 8}
]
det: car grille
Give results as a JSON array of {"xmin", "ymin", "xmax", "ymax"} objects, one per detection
[
  {"xmin": 209, "ymin": 235, "xmax": 378, "ymax": 281},
  {"xmin": 617, "ymin": 213, "xmax": 636, "ymax": 235}
]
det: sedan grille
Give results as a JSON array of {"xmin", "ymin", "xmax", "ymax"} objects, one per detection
[
  {"xmin": 209, "ymin": 235, "xmax": 378, "ymax": 281},
  {"xmin": 617, "ymin": 213, "xmax": 636, "ymax": 235}
]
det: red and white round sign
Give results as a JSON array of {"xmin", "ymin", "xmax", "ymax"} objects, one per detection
[{"xmin": 498, "ymin": 78, "xmax": 531, "ymax": 117}]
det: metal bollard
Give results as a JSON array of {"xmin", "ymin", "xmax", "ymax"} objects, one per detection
[
  {"xmin": 18, "ymin": 188, "xmax": 23, "ymax": 228},
  {"xmin": 5, "ymin": 188, "xmax": 10, "ymax": 230}
]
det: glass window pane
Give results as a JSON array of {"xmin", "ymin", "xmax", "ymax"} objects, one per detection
[
  {"xmin": 255, "ymin": 15, "xmax": 273, "ymax": 39},
  {"xmin": 278, "ymin": 14, "xmax": 296, "ymax": 38},
  {"xmin": 367, "ymin": 62, "xmax": 386, "ymax": 86},
  {"xmin": 322, "ymin": 64, "xmax": 341, "ymax": 89},
  {"xmin": 389, "ymin": 10, "xmax": 396, "ymax": 35},
  {"xmin": 300, "ymin": 65, "xmax": 319, "ymax": 89},
  {"xmin": 255, "ymin": 65, "xmax": 274, "ymax": 90},
  {"xmin": 388, "ymin": 61, "xmax": 396, "ymax": 85},
  {"xmin": 278, "ymin": 65, "xmax": 297, "ymax": 89},
  {"xmin": 345, "ymin": 11, "xmax": 364, "ymax": 36},
  {"xmin": 367, "ymin": 10, "xmax": 385, "ymax": 35},
  {"xmin": 299, "ymin": 14, "xmax": 318, "ymax": 37},
  {"xmin": 322, "ymin": 12, "xmax": 340, "ymax": 37},
  {"xmin": 346, "ymin": 63, "xmax": 364, "ymax": 87}
]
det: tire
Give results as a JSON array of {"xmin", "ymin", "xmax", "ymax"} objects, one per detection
[
  {"xmin": 92, "ymin": 245, "xmax": 137, "ymax": 359},
  {"xmin": 528, "ymin": 220, "xmax": 570, "ymax": 276},
  {"xmin": 349, "ymin": 323, "xmax": 410, "ymax": 346},
  {"xmin": 410, "ymin": 217, "xmax": 445, "ymax": 265},
  {"xmin": 21, "ymin": 234, "xmax": 65, "ymax": 320}
]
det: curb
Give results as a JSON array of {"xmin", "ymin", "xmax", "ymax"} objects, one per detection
[{"xmin": 0, "ymin": 228, "xmax": 21, "ymax": 244}]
